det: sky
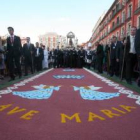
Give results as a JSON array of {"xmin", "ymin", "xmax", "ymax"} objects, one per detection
[{"xmin": 0, "ymin": 0, "xmax": 114, "ymax": 44}]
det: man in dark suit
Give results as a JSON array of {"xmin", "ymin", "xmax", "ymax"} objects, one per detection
[
  {"xmin": 59, "ymin": 48, "xmax": 64, "ymax": 68},
  {"xmin": 63, "ymin": 48, "xmax": 69, "ymax": 68},
  {"xmin": 69, "ymin": 48, "xmax": 73, "ymax": 68},
  {"xmin": 72, "ymin": 47, "xmax": 77, "ymax": 68},
  {"xmin": 96, "ymin": 42, "xmax": 104, "ymax": 73},
  {"xmin": 23, "ymin": 37, "xmax": 35, "ymax": 76},
  {"xmin": 105, "ymin": 40, "xmax": 112, "ymax": 74},
  {"xmin": 135, "ymin": 29, "xmax": 140, "ymax": 58},
  {"xmin": 124, "ymin": 26, "xmax": 137, "ymax": 84},
  {"xmin": 34, "ymin": 42, "xmax": 44, "ymax": 72},
  {"xmin": 54, "ymin": 46, "xmax": 61, "ymax": 68},
  {"xmin": 77, "ymin": 47, "xmax": 85, "ymax": 68},
  {"xmin": 133, "ymin": 27, "xmax": 140, "ymax": 86},
  {"xmin": 110, "ymin": 36, "xmax": 120, "ymax": 77},
  {"xmin": 7, "ymin": 27, "xmax": 22, "ymax": 81},
  {"xmin": 116, "ymin": 36, "xmax": 125, "ymax": 77}
]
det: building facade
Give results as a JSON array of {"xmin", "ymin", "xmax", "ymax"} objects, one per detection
[
  {"xmin": 0, "ymin": 35, "xmax": 27, "ymax": 46},
  {"xmin": 39, "ymin": 32, "xmax": 67, "ymax": 49},
  {"xmin": 21, "ymin": 37, "xmax": 28, "ymax": 46},
  {"xmin": 91, "ymin": 0, "xmax": 140, "ymax": 49}
]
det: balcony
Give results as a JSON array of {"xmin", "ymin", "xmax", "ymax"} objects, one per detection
[
  {"xmin": 116, "ymin": 4, "xmax": 123, "ymax": 12},
  {"xmin": 110, "ymin": 21, "xmax": 123, "ymax": 33},
  {"xmin": 135, "ymin": 6, "xmax": 140, "ymax": 15},
  {"xmin": 126, "ymin": 0, "xmax": 131, "ymax": 3},
  {"xmin": 126, "ymin": 15, "xmax": 132, "ymax": 22},
  {"xmin": 111, "ymin": 4, "xmax": 123, "ymax": 20}
]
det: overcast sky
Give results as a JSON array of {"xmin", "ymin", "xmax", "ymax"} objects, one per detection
[{"xmin": 0, "ymin": 0, "xmax": 114, "ymax": 44}]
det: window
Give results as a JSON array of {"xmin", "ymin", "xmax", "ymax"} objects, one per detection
[
  {"xmin": 122, "ymin": 11, "xmax": 125, "ymax": 23},
  {"xmin": 108, "ymin": 25, "xmax": 110, "ymax": 33},
  {"xmin": 112, "ymin": 9, "xmax": 116, "ymax": 16},
  {"xmin": 117, "ymin": 17, "xmax": 120, "ymax": 24},
  {"xmin": 110, "ymin": 13, "xmax": 112, "ymax": 20},
  {"xmin": 138, "ymin": 0, "xmax": 140, "ymax": 8},
  {"xmin": 122, "ymin": 0, "xmax": 126, "ymax": 6},
  {"xmin": 128, "ymin": 4, "xmax": 132, "ymax": 18},
  {"xmin": 127, "ymin": 22, "xmax": 131, "ymax": 35},
  {"xmin": 106, "ymin": 28, "xmax": 108, "ymax": 35},
  {"xmin": 116, "ymin": 32, "xmax": 119, "ymax": 38},
  {"xmin": 116, "ymin": 3, "xmax": 120, "ymax": 11},
  {"xmin": 137, "ymin": 16, "xmax": 140, "ymax": 29},
  {"xmin": 112, "ymin": 21, "xmax": 115, "ymax": 27},
  {"xmin": 121, "ymin": 27, "xmax": 125, "ymax": 35}
]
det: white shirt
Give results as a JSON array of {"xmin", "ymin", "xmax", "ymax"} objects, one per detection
[
  {"xmin": 115, "ymin": 42, "xmax": 117, "ymax": 46},
  {"xmin": 27, "ymin": 43, "xmax": 30, "ymax": 48},
  {"xmin": 37, "ymin": 48, "xmax": 39, "ymax": 56},
  {"xmin": 10, "ymin": 35, "xmax": 14, "ymax": 38},
  {"xmin": 130, "ymin": 35, "xmax": 136, "ymax": 54},
  {"xmin": 87, "ymin": 50, "xmax": 90, "ymax": 55},
  {"xmin": 10, "ymin": 35, "xmax": 14, "ymax": 43},
  {"xmin": 10, "ymin": 35, "xmax": 14, "ymax": 40}
]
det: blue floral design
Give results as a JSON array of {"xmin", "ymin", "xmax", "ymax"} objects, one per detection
[
  {"xmin": 63, "ymin": 69, "xmax": 75, "ymax": 72},
  {"xmin": 12, "ymin": 85, "xmax": 60, "ymax": 100},
  {"xmin": 53, "ymin": 75, "xmax": 84, "ymax": 79},
  {"xmin": 74, "ymin": 86, "xmax": 120, "ymax": 101}
]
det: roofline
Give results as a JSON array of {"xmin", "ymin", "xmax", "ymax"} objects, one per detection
[
  {"xmin": 92, "ymin": 0, "xmax": 117, "ymax": 34},
  {"xmin": 100, "ymin": 0, "xmax": 117, "ymax": 25}
]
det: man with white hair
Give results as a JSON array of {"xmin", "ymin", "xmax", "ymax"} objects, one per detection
[
  {"xmin": 135, "ymin": 27, "xmax": 140, "ymax": 86},
  {"xmin": 124, "ymin": 26, "xmax": 137, "ymax": 84}
]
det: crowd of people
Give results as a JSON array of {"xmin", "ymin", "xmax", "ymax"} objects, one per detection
[
  {"xmin": 0, "ymin": 26, "xmax": 140, "ymax": 86},
  {"xmin": 0, "ymin": 27, "xmax": 92, "ymax": 82},
  {"xmin": 94, "ymin": 26, "xmax": 140, "ymax": 86}
]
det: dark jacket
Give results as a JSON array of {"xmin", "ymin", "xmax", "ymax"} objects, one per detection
[
  {"xmin": 116, "ymin": 42, "xmax": 124, "ymax": 61},
  {"xmin": 54, "ymin": 49, "xmax": 61, "ymax": 59},
  {"xmin": 110, "ymin": 41, "xmax": 121, "ymax": 59},
  {"xmin": 78, "ymin": 50, "xmax": 85, "ymax": 59},
  {"xmin": 96, "ymin": 44, "xmax": 104, "ymax": 58},
  {"xmin": 35, "ymin": 47, "xmax": 44, "ymax": 60},
  {"xmin": 22, "ymin": 43, "xmax": 35, "ymax": 58},
  {"xmin": 7, "ymin": 35, "xmax": 22, "ymax": 57},
  {"xmin": 135, "ymin": 29, "xmax": 140, "ymax": 56}
]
